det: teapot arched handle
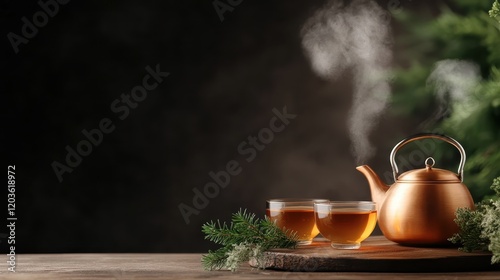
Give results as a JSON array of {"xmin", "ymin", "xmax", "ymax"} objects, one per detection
[{"xmin": 389, "ymin": 133, "xmax": 466, "ymax": 182}]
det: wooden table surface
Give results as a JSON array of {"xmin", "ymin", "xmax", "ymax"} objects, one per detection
[
  {"xmin": 2, "ymin": 253, "xmax": 500, "ymax": 279},
  {"xmin": 261, "ymin": 236, "xmax": 499, "ymax": 272}
]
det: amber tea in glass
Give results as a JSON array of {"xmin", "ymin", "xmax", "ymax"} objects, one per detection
[
  {"xmin": 266, "ymin": 199, "xmax": 328, "ymax": 245},
  {"xmin": 314, "ymin": 201, "xmax": 377, "ymax": 249}
]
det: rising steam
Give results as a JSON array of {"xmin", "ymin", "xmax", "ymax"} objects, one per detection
[
  {"xmin": 426, "ymin": 59, "xmax": 481, "ymax": 123},
  {"xmin": 301, "ymin": 0, "xmax": 393, "ymax": 164}
]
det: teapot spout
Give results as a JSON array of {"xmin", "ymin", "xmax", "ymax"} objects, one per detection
[{"xmin": 356, "ymin": 165, "xmax": 390, "ymax": 212}]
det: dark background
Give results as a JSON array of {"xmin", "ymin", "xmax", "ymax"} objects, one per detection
[{"xmin": 2, "ymin": 0, "xmax": 441, "ymax": 253}]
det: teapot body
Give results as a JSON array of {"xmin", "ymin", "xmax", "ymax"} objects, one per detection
[
  {"xmin": 378, "ymin": 180, "xmax": 474, "ymax": 245},
  {"xmin": 357, "ymin": 133, "xmax": 477, "ymax": 246}
]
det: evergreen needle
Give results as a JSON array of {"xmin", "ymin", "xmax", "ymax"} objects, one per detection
[{"xmin": 201, "ymin": 209, "xmax": 298, "ymax": 271}]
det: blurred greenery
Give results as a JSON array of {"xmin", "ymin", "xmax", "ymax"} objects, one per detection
[{"xmin": 391, "ymin": 0, "xmax": 500, "ymax": 201}]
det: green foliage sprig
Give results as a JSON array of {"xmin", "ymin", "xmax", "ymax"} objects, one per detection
[
  {"xmin": 201, "ymin": 209, "xmax": 298, "ymax": 271},
  {"xmin": 489, "ymin": 0, "xmax": 500, "ymax": 22},
  {"xmin": 449, "ymin": 177, "xmax": 500, "ymax": 263}
]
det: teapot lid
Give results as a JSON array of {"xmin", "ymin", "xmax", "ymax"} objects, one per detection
[{"xmin": 396, "ymin": 157, "xmax": 461, "ymax": 182}]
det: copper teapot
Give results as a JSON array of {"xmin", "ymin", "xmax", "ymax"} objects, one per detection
[{"xmin": 356, "ymin": 133, "xmax": 474, "ymax": 245}]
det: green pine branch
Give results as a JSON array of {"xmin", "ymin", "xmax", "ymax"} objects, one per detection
[{"xmin": 201, "ymin": 209, "xmax": 298, "ymax": 271}]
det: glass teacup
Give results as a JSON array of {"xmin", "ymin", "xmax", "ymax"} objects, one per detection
[
  {"xmin": 314, "ymin": 201, "xmax": 377, "ymax": 249},
  {"xmin": 266, "ymin": 199, "xmax": 328, "ymax": 245}
]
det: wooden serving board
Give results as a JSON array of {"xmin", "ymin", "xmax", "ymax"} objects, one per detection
[{"xmin": 254, "ymin": 236, "xmax": 500, "ymax": 272}]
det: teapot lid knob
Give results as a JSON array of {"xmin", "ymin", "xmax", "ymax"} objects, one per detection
[{"xmin": 425, "ymin": 157, "xmax": 435, "ymax": 169}]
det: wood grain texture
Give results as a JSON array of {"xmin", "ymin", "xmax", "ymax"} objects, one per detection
[
  {"xmin": 4, "ymin": 238, "xmax": 500, "ymax": 280},
  {"xmin": 259, "ymin": 236, "xmax": 500, "ymax": 272}
]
